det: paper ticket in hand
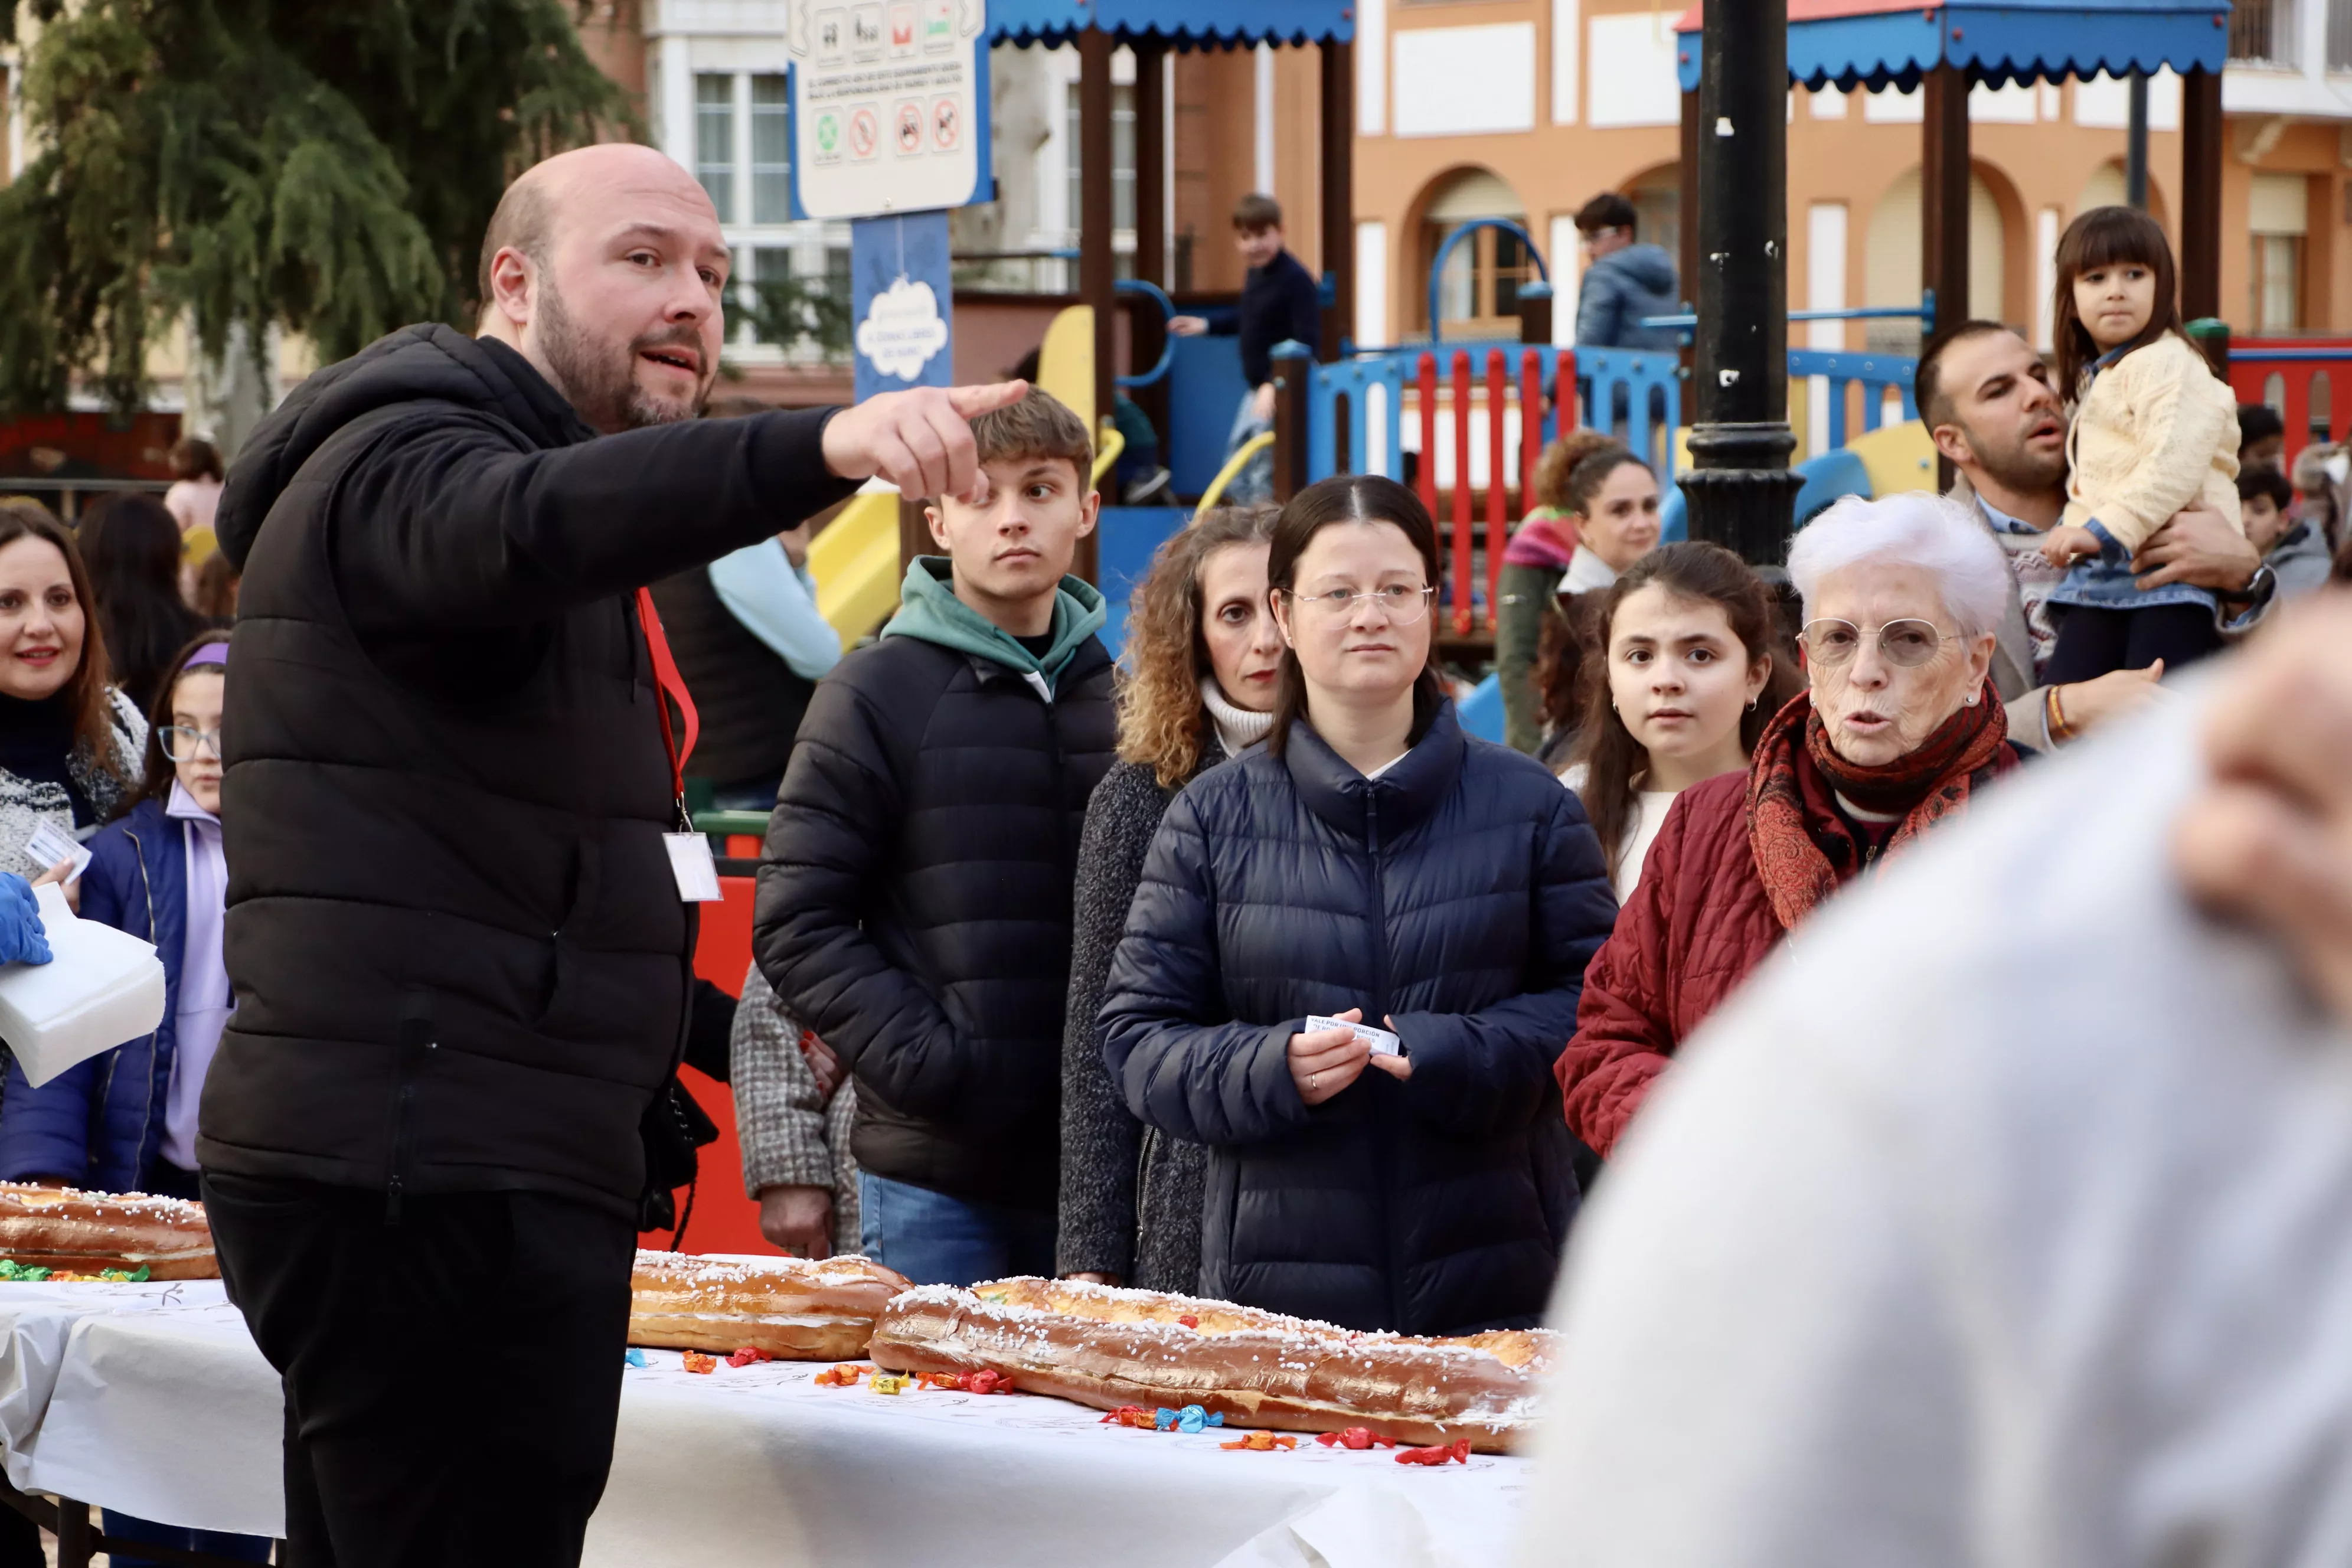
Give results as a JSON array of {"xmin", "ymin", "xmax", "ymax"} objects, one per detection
[
  {"xmin": 24, "ymin": 822, "xmax": 90, "ymax": 883},
  {"xmin": 1305, "ymin": 1015, "xmax": 1402, "ymax": 1057}
]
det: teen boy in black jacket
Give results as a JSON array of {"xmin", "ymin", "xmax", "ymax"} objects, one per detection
[{"xmin": 756, "ymin": 389, "xmax": 1117, "ymax": 1284}]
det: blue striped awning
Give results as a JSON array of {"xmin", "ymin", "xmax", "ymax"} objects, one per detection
[
  {"xmin": 1671, "ymin": 1, "xmax": 2230, "ymax": 92},
  {"xmin": 986, "ymin": 0, "xmax": 1351, "ymax": 47}
]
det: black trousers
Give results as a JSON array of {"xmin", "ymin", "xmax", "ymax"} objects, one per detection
[
  {"xmin": 2044, "ymin": 602, "xmax": 2224, "ymax": 685},
  {"xmin": 201, "ymin": 1172, "xmax": 637, "ymax": 1568}
]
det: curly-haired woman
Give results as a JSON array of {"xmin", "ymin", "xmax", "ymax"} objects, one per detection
[
  {"xmin": 1498, "ymin": 429, "xmax": 1620, "ymax": 753},
  {"xmin": 1057, "ymin": 505, "xmax": 1281, "ymax": 1291}
]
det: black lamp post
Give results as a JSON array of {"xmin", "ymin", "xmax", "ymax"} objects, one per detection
[{"xmin": 1679, "ymin": 0, "xmax": 1803, "ymax": 569}]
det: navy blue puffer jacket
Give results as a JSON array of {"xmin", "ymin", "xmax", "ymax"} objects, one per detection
[
  {"xmin": 0, "ymin": 798, "xmax": 190, "ymax": 1190},
  {"xmin": 1099, "ymin": 701, "xmax": 1616, "ymax": 1334}
]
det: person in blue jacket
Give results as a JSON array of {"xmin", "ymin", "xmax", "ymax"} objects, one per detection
[
  {"xmin": 1573, "ymin": 193, "xmax": 1681, "ymax": 352},
  {"xmin": 1098, "ymin": 474, "xmax": 1618, "ymax": 1336},
  {"xmin": 0, "ymin": 628, "xmax": 264, "ymax": 1567}
]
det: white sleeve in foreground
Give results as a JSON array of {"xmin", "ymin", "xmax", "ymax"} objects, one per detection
[{"xmin": 1517, "ymin": 974, "xmax": 1972, "ymax": 1568}]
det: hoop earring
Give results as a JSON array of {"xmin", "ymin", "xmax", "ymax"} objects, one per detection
[{"xmin": 1747, "ymin": 695, "xmax": 1759, "ymax": 711}]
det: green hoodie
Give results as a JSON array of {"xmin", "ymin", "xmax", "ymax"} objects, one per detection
[{"xmin": 881, "ymin": 557, "xmax": 1108, "ymax": 694}]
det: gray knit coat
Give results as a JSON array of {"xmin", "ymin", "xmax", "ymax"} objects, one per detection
[
  {"xmin": 731, "ymin": 959, "xmax": 861, "ymax": 1256},
  {"xmin": 1057, "ymin": 756, "xmax": 1212, "ymax": 1289}
]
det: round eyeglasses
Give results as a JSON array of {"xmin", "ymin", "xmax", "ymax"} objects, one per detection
[
  {"xmin": 1286, "ymin": 584, "xmax": 1437, "ymax": 625},
  {"xmin": 161, "ymin": 726, "xmax": 223, "ymax": 762},
  {"xmin": 1799, "ymin": 618, "xmax": 1959, "ymax": 669}
]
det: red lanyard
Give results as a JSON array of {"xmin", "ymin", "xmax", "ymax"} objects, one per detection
[{"xmin": 635, "ymin": 587, "xmax": 699, "ymax": 821}]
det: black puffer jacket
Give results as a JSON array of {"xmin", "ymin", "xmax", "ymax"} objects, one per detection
[
  {"xmin": 754, "ymin": 620, "xmax": 1116, "ymax": 1213},
  {"xmin": 203, "ymin": 324, "xmax": 854, "ymax": 1216},
  {"xmin": 1099, "ymin": 701, "xmax": 1616, "ymax": 1334}
]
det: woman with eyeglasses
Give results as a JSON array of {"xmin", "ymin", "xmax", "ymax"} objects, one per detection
[
  {"xmin": 0, "ymin": 629, "xmax": 270, "ymax": 1555},
  {"xmin": 1557, "ymin": 492, "xmax": 2024, "ymax": 1158},
  {"xmin": 0, "ymin": 632, "xmax": 235, "ymax": 1201},
  {"xmin": 1099, "ymin": 474, "xmax": 1616, "ymax": 1335}
]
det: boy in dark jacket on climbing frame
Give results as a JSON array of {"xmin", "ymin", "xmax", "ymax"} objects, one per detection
[{"xmin": 754, "ymin": 388, "xmax": 1118, "ymax": 1286}]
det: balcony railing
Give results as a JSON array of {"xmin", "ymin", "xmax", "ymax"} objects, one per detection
[{"xmin": 2232, "ymin": 0, "xmax": 2304, "ymax": 67}]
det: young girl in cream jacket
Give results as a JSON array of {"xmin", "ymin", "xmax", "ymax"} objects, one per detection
[{"xmin": 2036, "ymin": 206, "xmax": 2242, "ymax": 684}]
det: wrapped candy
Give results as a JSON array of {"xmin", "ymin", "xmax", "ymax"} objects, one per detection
[
  {"xmin": 1315, "ymin": 1427, "xmax": 1399, "ymax": 1451},
  {"xmin": 682, "ymin": 1351, "xmax": 717, "ymax": 1374},
  {"xmin": 1220, "ymin": 1431, "xmax": 1299, "ymax": 1452},
  {"xmin": 1393, "ymin": 1439, "xmax": 1474, "ymax": 1467},
  {"xmin": 726, "ymin": 1347, "xmax": 773, "ymax": 1368},
  {"xmin": 812, "ymin": 1363, "xmax": 873, "ymax": 1387},
  {"xmin": 622, "ymin": 1349, "xmax": 653, "ymax": 1369},
  {"xmin": 867, "ymin": 1373, "xmax": 914, "ymax": 1396}
]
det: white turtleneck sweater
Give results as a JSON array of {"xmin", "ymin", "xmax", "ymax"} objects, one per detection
[{"xmin": 1201, "ymin": 678, "xmax": 1275, "ymax": 759}]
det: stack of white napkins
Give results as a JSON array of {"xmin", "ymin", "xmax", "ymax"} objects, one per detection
[{"xmin": 0, "ymin": 883, "xmax": 166, "ymax": 1086}]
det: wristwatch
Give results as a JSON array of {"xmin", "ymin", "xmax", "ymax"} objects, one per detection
[{"xmin": 2219, "ymin": 563, "xmax": 2275, "ymax": 606}]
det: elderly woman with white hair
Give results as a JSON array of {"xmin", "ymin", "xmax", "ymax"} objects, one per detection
[{"xmin": 1555, "ymin": 492, "xmax": 2024, "ymax": 1156}]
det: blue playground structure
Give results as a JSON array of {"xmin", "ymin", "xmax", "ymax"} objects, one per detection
[{"xmin": 1091, "ymin": 219, "xmax": 1934, "ymax": 745}]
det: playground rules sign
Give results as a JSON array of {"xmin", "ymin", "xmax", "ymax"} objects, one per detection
[{"xmin": 786, "ymin": 0, "xmax": 988, "ymax": 220}]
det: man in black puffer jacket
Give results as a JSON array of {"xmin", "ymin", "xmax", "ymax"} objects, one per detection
[
  {"xmin": 201, "ymin": 143, "xmax": 1021, "ymax": 1568},
  {"xmin": 755, "ymin": 389, "xmax": 1116, "ymax": 1285}
]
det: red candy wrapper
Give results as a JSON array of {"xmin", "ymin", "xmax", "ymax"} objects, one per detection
[
  {"xmin": 918, "ymin": 1368, "xmax": 1017, "ymax": 1395},
  {"xmin": 726, "ymin": 1347, "xmax": 773, "ymax": 1368},
  {"xmin": 1315, "ymin": 1427, "xmax": 1400, "ymax": 1451},
  {"xmin": 682, "ymin": 1352, "xmax": 717, "ymax": 1375},
  {"xmin": 1100, "ymin": 1405, "xmax": 1155, "ymax": 1429},
  {"xmin": 1394, "ymin": 1439, "xmax": 1474, "ymax": 1467}
]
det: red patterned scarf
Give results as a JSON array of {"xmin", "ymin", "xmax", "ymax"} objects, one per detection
[{"xmin": 1745, "ymin": 684, "xmax": 2017, "ymax": 930}]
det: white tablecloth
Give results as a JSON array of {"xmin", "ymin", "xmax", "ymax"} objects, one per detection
[{"xmin": 0, "ymin": 1284, "xmax": 1532, "ymax": 1566}]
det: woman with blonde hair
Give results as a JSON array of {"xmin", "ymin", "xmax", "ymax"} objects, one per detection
[{"xmin": 1059, "ymin": 504, "xmax": 1282, "ymax": 1291}]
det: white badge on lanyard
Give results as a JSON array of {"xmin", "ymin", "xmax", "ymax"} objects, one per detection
[{"xmin": 665, "ymin": 832, "xmax": 723, "ymax": 903}]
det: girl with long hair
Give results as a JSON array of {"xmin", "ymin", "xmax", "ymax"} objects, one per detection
[
  {"xmin": 1058, "ymin": 505, "xmax": 1282, "ymax": 1292},
  {"xmin": 1100, "ymin": 475, "xmax": 1616, "ymax": 1334},
  {"xmin": 2036, "ymin": 205, "xmax": 2243, "ymax": 683},
  {"xmin": 1566, "ymin": 543, "xmax": 1802, "ymax": 901},
  {"xmin": 1498, "ymin": 429, "xmax": 1621, "ymax": 753}
]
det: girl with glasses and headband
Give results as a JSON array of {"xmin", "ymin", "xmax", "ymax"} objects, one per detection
[
  {"xmin": 0, "ymin": 628, "xmax": 270, "ymax": 1563},
  {"xmin": 1559, "ymin": 492, "xmax": 2025, "ymax": 1161},
  {"xmin": 1099, "ymin": 474, "xmax": 1618, "ymax": 1336}
]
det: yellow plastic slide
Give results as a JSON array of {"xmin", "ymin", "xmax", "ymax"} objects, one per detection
[{"xmin": 810, "ymin": 489, "xmax": 906, "ymax": 646}]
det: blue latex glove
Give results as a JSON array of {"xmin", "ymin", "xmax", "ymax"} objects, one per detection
[{"xmin": 0, "ymin": 875, "xmax": 53, "ymax": 966}]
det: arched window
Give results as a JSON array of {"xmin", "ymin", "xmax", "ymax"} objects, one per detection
[{"xmin": 1415, "ymin": 169, "xmax": 1532, "ymax": 338}]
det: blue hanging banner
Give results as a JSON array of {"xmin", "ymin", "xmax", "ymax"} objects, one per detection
[{"xmin": 851, "ymin": 210, "xmax": 956, "ymax": 404}]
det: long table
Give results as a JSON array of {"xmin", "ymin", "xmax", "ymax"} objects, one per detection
[{"xmin": 0, "ymin": 1280, "xmax": 1532, "ymax": 1567}]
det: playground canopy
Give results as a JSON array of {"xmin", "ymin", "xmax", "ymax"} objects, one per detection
[
  {"xmin": 1672, "ymin": 1, "xmax": 2229, "ymax": 93},
  {"xmin": 1670, "ymin": 1, "xmax": 2232, "ymax": 337},
  {"xmin": 983, "ymin": 0, "xmax": 1360, "ymax": 530},
  {"xmin": 986, "ymin": 0, "xmax": 1353, "ymax": 47}
]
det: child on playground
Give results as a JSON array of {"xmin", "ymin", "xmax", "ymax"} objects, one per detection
[{"xmin": 2036, "ymin": 205, "xmax": 2242, "ymax": 684}]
